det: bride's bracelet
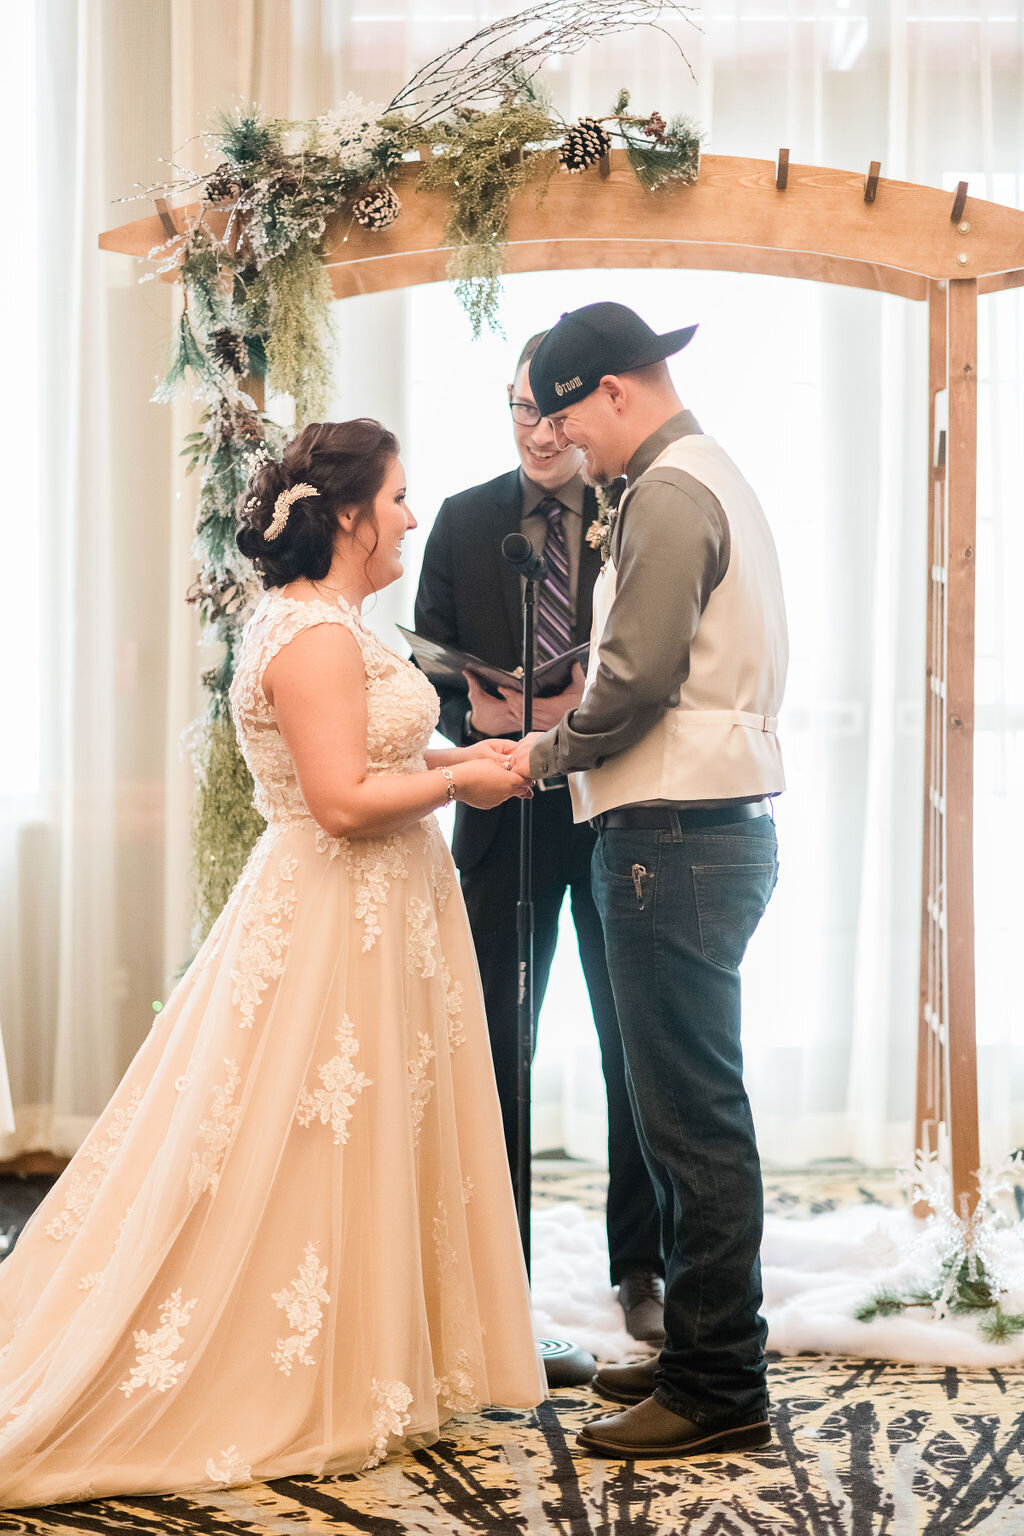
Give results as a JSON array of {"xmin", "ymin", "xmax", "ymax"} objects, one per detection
[{"xmin": 439, "ymin": 766, "xmax": 457, "ymax": 804}]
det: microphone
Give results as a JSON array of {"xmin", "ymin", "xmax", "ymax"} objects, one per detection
[{"xmin": 502, "ymin": 531, "xmax": 548, "ymax": 583}]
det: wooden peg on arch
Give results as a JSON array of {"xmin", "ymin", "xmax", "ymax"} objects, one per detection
[
  {"xmin": 864, "ymin": 161, "xmax": 881, "ymax": 204},
  {"xmin": 950, "ymin": 181, "xmax": 969, "ymax": 223},
  {"xmin": 153, "ymin": 197, "xmax": 178, "ymax": 240},
  {"xmin": 776, "ymin": 148, "xmax": 789, "ymax": 191}
]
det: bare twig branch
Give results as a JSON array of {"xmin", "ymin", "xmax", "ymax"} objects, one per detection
[{"xmin": 386, "ymin": 0, "xmax": 699, "ymax": 125}]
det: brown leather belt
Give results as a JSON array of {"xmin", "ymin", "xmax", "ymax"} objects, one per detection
[{"xmin": 592, "ymin": 800, "xmax": 768, "ymax": 831}]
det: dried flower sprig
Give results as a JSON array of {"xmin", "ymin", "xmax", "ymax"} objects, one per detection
[{"xmin": 585, "ymin": 485, "xmax": 624, "ymax": 563}]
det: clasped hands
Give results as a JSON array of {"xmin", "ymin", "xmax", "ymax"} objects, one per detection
[
  {"xmin": 450, "ymin": 735, "xmax": 537, "ymax": 809},
  {"xmin": 457, "ymin": 664, "xmax": 584, "ymax": 800}
]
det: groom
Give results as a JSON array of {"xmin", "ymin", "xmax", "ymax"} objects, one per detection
[{"xmin": 511, "ymin": 302, "xmax": 788, "ymax": 1460}]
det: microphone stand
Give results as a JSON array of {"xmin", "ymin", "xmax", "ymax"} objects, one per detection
[
  {"xmin": 504, "ymin": 534, "xmax": 596, "ymax": 1390},
  {"xmin": 515, "ymin": 572, "xmax": 538, "ymax": 1271}
]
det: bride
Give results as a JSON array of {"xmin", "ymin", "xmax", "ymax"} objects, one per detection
[{"xmin": 0, "ymin": 418, "xmax": 545, "ymax": 1507}]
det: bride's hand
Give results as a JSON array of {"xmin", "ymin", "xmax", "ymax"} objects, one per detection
[
  {"xmin": 453, "ymin": 755, "xmax": 533, "ymax": 810},
  {"xmin": 458, "ymin": 739, "xmax": 516, "ymax": 765}
]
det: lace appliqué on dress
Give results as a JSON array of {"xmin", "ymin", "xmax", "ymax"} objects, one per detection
[
  {"xmin": 432, "ymin": 1198, "xmax": 472, "ymax": 1337},
  {"xmin": 442, "ymin": 960, "xmax": 465, "ymax": 1050},
  {"xmin": 434, "ymin": 1348, "xmax": 479, "ymax": 1413},
  {"xmin": 314, "ymin": 826, "xmax": 348, "ymax": 860},
  {"xmin": 45, "ymin": 1087, "xmax": 143, "ymax": 1240},
  {"xmin": 363, "ymin": 1379, "xmax": 414, "ymax": 1470},
  {"xmin": 408, "ymin": 1032, "xmax": 436, "ymax": 1140},
  {"xmin": 433, "ymin": 1200, "xmax": 458, "ymax": 1271},
  {"xmin": 314, "ymin": 823, "xmax": 414, "ymax": 954},
  {"xmin": 188, "ymin": 1059, "xmax": 242, "ymax": 1200},
  {"xmin": 296, "ymin": 1016, "xmax": 372, "ymax": 1146},
  {"xmin": 231, "ymin": 856, "xmax": 299, "ymax": 1029},
  {"xmin": 230, "ymin": 599, "xmax": 363, "ymax": 827},
  {"xmin": 423, "ymin": 819, "xmax": 453, "ymax": 911},
  {"xmin": 350, "ymin": 836, "xmax": 409, "ymax": 952},
  {"xmin": 75, "ymin": 1207, "xmax": 134, "ymax": 1300},
  {"xmin": 405, "ymin": 897, "xmax": 439, "ymax": 979},
  {"xmin": 231, "ymin": 593, "xmax": 439, "ymax": 836},
  {"xmin": 120, "ymin": 1289, "xmax": 197, "ymax": 1397},
  {"xmin": 206, "ymin": 1446, "xmax": 253, "ymax": 1485},
  {"xmin": 0, "ymin": 1316, "xmax": 24, "ymax": 1367},
  {"xmin": 272, "ymin": 1242, "xmax": 329, "ymax": 1375}
]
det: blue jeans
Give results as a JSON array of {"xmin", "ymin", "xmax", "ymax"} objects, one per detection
[{"xmin": 591, "ymin": 811, "xmax": 778, "ymax": 1428}]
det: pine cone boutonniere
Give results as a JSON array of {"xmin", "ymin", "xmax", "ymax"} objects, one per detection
[{"xmin": 585, "ymin": 485, "xmax": 621, "ymax": 563}]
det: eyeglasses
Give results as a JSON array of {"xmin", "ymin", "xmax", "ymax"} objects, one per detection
[{"xmin": 509, "ymin": 400, "xmax": 543, "ymax": 427}]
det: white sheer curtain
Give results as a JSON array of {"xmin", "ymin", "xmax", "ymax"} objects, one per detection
[
  {"xmin": 4, "ymin": 0, "xmax": 1021, "ymax": 1167},
  {"xmin": 0, "ymin": 0, "xmax": 179, "ymax": 1158}
]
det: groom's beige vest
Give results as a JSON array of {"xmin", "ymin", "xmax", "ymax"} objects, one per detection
[{"xmin": 569, "ymin": 433, "xmax": 788, "ymax": 822}]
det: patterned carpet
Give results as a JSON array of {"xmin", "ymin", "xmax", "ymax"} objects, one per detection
[{"xmin": 0, "ymin": 1161, "xmax": 1022, "ymax": 1533}]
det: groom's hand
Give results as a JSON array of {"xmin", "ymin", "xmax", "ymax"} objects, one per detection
[{"xmin": 509, "ymin": 731, "xmax": 544, "ymax": 778}]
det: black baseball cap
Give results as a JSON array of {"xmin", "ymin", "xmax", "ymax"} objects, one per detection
[{"xmin": 528, "ymin": 302, "xmax": 697, "ymax": 417}]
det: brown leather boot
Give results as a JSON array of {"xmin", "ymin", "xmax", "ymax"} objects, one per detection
[
  {"xmin": 578, "ymin": 1397, "xmax": 772, "ymax": 1460},
  {"xmin": 592, "ymin": 1355, "xmax": 658, "ymax": 1405}
]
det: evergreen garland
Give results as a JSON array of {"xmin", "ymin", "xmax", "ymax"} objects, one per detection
[
  {"xmin": 418, "ymin": 94, "xmax": 558, "ymax": 338},
  {"xmin": 188, "ymin": 711, "xmax": 268, "ymax": 938},
  {"xmin": 131, "ymin": 3, "xmax": 701, "ymax": 945}
]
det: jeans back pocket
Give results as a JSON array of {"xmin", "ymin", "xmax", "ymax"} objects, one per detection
[{"xmin": 692, "ymin": 860, "xmax": 778, "ymax": 970}]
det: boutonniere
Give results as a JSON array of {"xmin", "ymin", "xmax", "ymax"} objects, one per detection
[{"xmin": 585, "ymin": 485, "xmax": 620, "ymax": 564}]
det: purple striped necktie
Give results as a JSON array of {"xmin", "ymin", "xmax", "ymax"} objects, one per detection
[{"xmin": 534, "ymin": 498, "xmax": 573, "ymax": 664}]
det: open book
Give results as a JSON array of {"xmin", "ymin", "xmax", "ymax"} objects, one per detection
[{"xmin": 397, "ymin": 627, "xmax": 589, "ymax": 699}]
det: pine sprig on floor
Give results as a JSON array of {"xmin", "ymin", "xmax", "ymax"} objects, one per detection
[{"xmin": 853, "ymin": 1151, "xmax": 1024, "ymax": 1338}]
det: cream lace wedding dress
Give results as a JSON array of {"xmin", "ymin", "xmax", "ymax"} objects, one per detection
[{"xmin": 0, "ymin": 591, "xmax": 544, "ymax": 1508}]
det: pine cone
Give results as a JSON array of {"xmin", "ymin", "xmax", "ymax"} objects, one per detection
[
  {"xmin": 204, "ymin": 163, "xmax": 242, "ymax": 202},
  {"xmin": 269, "ymin": 168, "xmax": 303, "ymax": 198},
  {"xmin": 352, "ymin": 185, "xmax": 401, "ymax": 231},
  {"xmin": 557, "ymin": 118, "xmax": 612, "ymax": 174},
  {"xmin": 211, "ymin": 328, "xmax": 249, "ymax": 376}
]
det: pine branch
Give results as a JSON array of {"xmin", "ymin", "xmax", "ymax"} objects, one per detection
[
  {"xmin": 616, "ymin": 113, "xmax": 701, "ymax": 191},
  {"xmin": 153, "ymin": 310, "xmax": 222, "ymax": 403}
]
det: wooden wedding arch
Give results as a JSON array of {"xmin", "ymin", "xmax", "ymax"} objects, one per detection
[{"xmin": 102, "ymin": 150, "xmax": 1024, "ymax": 1214}]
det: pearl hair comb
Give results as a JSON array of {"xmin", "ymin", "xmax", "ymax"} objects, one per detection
[{"xmin": 265, "ymin": 482, "xmax": 319, "ymax": 542}]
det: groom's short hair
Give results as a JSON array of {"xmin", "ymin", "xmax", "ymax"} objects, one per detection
[{"xmin": 514, "ymin": 330, "xmax": 548, "ymax": 379}]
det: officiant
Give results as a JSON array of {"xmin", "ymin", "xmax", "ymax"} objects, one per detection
[{"xmin": 414, "ymin": 331, "xmax": 664, "ymax": 1343}]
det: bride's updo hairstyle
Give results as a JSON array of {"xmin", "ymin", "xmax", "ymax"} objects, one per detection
[{"xmin": 237, "ymin": 418, "xmax": 399, "ymax": 589}]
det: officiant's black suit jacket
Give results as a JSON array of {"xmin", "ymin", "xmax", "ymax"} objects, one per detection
[{"xmin": 414, "ymin": 468, "xmax": 604, "ymax": 872}]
